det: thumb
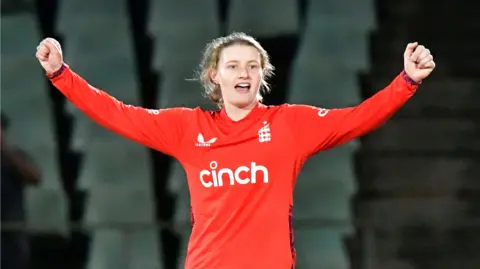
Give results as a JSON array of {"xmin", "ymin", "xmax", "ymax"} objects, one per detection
[{"xmin": 404, "ymin": 42, "xmax": 418, "ymax": 58}]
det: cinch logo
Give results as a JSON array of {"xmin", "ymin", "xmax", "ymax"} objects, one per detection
[{"xmin": 200, "ymin": 161, "xmax": 269, "ymax": 188}]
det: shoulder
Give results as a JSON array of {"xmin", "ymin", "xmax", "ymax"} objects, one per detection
[
  {"xmin": 269, "ymin": 104, "xmax": 332, "ymax": 123},
  {"xmin": 151, "ymin": 106, "xmax": 200, "ymax": 118},
  {"xmin": 193, "ymin": 106, "xmax": 221, "ymax": 118},
  {"xmin": 181, "ymin": 106, "xmax": 225, "ymax": 125},
  {"xmin": 267, "ymin": 103, "xmax": 319, "ymax": 114},
  {"xmin": 278, "ymin": 103, "xmax": 328, "ymax": 114},
  {"xmin": 264, "ymin": 103, "xmax": 315, "ymax": 110},
  {"xmin": 259, "ymin": 103, "xmax": 289, "ymax": 114}
]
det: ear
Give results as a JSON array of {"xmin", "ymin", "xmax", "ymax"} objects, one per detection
[{"xmin": 209, "ymin": 68, "xmax": 219, "ymax": 84}]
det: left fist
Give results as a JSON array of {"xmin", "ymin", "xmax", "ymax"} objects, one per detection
[{"xmin": 404, "ymin": 42, "xmax": 435, "ymax": 83}]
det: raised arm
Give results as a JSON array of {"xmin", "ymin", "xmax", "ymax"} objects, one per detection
[
  {"xmin": 285, "ymin": 42, "xmax": 436, "ymax": 157},
  {"xmin": 36, "ymin": 38, "xmax": 191, "ymax": 157}
]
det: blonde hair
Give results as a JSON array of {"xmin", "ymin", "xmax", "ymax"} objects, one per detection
[{"xmin": 197, "ymin": 32, "xmax": 274, "ymax": 106}]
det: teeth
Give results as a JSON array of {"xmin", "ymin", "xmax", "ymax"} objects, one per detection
[{"xmin": 237, "ymin": 83, "xmax": 250, "ymax": 88}]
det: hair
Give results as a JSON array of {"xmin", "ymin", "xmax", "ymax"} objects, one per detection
[{"xmin": 197, "ymin": 32, "xmax": 274, "ymax": 106}]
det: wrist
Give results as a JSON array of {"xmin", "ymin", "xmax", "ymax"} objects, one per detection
[
  {"xmin": 401, "ymin": 70, "xmax": 421, "ymax": 85},
  {"xmin": 46, "ymin": 63, "xmax": 67, "ymax": 79}
]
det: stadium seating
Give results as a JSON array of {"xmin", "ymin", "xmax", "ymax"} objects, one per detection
[
  {"xmin": 362, "ymin": 118, "xmax": 480, "ymax": 152},
  {"xmin": 295, "ymin": 147, "xmax": 357, "ymax": 226},
  {"xmin": 84, "ymin": 184, "xmax": 161, "ymax": 269},
  {"xmin": 86, "ymin": 229, "xmax": 162, "ymax": 269},
  {"xmin": 148, "ymin": 0, "xmax": 220, "ymax": 73},
  {"xmin": 148, "ymin": 0, "xmax": 219, "ymax": 34},
  {"xmin": 306, "ymin": 0, "xmax": 376, "ymax": 31},
  {"xmin": 356, "ymin": 0, "xmax": 480, "ymax": 267},
  {"xmin": 148, "ymin": 0, "xmax": 221, "ymax": 112},
  {"xmin": 24, "ymin": 188, "xmax": 69, "ymax": 234},
  {"xmin": 301, "ymin": 0, "xmax": 375, "ymax": 72},
  {"xmin": 358, "ymin": 156, "xmax": 480, "ymax": 193},
  {"xmin": 357, "ymin": 197, "xmax": 469, "ymax": 230},
  {"xmin": 226, "ymin": 0, "xmax": 300, "ymax": 37},
  {"xmin": 1, "ymin": 13, "xmax": 68, "ymax": 234},
  {"xmin": 288, "ymin": 62, "xmax": 362, "ymax": 107},
  {"xmin": 156, "ymin": 68, "xmax": 214, "ymax": 109},
  {"xmin": 287, "ymin": 0, "xmax": 375, "ymax": 267},
  {"xmin": 367, "ymin": 77, "xmax": 480, "ymax": 117},
  {"xmin": 57, "ymin": 0, "xmax": 126, "ymax": 27},
  {"xmin": 76, "ymin": 138, "xmax": 152, "ymax": 190},
  {"xmin": 2, "ymin": 14, "xmax": 61, "ymax": 189},
  {"xmin": 57, "ymin": 1, "xmax": 160, "ymax": 267},
  {"xmin": 58, "ymin": 0, "xmax": 140, "ymax": 144},
  {"xmin": 295, "ymin": 227, "xmax": 351, "ymax": 269},
  {"xmin": 167, "ymin": 162, "xmax": 191, "ymax": 266}
]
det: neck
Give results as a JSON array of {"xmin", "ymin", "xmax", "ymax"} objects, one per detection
[{"xmin": 223, "ymin": 101, "xmax": 258, "ymax": 122}]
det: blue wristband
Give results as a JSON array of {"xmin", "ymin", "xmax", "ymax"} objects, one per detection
[
  {"xmin": 47, "ymin": 63, "xmax": 67, "ymax": 79},
  {"xmin": 401, "ymin": 70, "xmax": 421, "ymax": 85}
]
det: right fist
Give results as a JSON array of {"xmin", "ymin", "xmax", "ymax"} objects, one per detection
[{"xmin": 36, "ymin": 38, "xmax": 63, "ymax": 74}]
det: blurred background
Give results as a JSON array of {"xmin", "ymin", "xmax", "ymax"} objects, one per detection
[{"xmin": 1, "ymin": 0, "xmax": 479, "ymax": 268}]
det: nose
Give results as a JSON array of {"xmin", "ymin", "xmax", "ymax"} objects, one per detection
[{"xmin": 238, "ymin": 67, "xmax": 249, "ymax": 78}]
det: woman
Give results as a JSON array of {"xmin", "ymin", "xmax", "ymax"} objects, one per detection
[{"xmin": 36, "ymin": 32, "xmax": 435, "ymax": 269}]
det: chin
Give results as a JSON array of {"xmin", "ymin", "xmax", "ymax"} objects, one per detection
[{"xmin": 230, "ymin": 97, "xmax": 257, "ymax": 108}]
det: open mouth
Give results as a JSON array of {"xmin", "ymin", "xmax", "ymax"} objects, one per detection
[{"xmin": 234, "ymin": 83, "xmax": 251, "ymax": 92}]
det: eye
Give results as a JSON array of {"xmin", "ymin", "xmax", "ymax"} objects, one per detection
[
  {"xmin": 249, "ymin": 64, "xmax": 259, "ymax": 69},
  {"xmin": 227, "ymin": 64, "xmax": 237, "ymax": 69}
]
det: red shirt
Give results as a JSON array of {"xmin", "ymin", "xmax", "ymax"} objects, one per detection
[{"xmin": 50, "ymin": 65, "xmax": 418, "ymax": 269}]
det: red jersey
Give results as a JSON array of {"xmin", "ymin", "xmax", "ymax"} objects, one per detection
[{"xmin": 50, "ymin": 64, "xmax": 418, "ymax": 269}]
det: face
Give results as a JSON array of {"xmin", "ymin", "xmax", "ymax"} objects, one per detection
[{"xmin": 210, "ymin": 44, "xmax": 263, "ymax": 108}]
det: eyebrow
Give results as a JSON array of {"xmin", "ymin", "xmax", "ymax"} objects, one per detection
[{"xmin": 225, "ymin": 60, "xmax": 260, "ymax": 64}]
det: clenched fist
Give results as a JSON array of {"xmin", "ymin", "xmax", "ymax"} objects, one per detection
[
  {"xmin": 404, "ymin": 42, "xmax": 435, "ymax": 83},
  {"xmin": 36, "ymin": 38, "xmax": 63, "ymax": 74}
]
